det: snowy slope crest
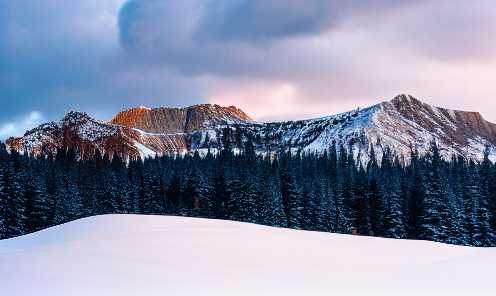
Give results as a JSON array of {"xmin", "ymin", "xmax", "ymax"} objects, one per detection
[{"xmin": 0, "ymin": 214, "xmax": 494, "ymax": 296}]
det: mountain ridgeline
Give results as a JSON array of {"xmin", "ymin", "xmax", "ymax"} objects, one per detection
[
  {"xmin": 2, "ymin": 95, "xmax": 496, "ymax": 246},
  {"xmin": 5, "ymin": 95, "xmax": 496, "ymax": 164},
  {"xmin": 109, "ymin": 104, "xmax": 254, "ymax": 134}
]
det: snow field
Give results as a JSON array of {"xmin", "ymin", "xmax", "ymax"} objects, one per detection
[{"xmin": 0, "ymin": 214, "xmax": 494, "ymax": 296}]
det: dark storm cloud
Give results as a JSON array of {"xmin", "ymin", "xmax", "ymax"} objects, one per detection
[
  {"xmin": 0, "ymin": 0, "xmax": 202, "ymax": 136},
  {"xmin": 112, "ymin": 0, "xmax": 496, "ymax": 122},
  {"xmin": 1, "ymin": 0, "xmax": 495, "ymax": 140},
  {"xmin": 117, "ymin": 0, "xmax": 408, "ymax": 76},
  {"xmin": 116, "ymin": 0, "xmax": 495, "ymax": 79},
  {"xmin": 0, "ymin": 1, "xmax": 118, "ymax": 124},
  {"xmin": 193, "ymin": 0, "xmax": 338, "ymax": 41}
]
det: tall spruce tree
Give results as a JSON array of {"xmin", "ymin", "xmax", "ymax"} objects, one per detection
[
  {"xmin": 279, "ymin": 152, "xmax": 304, "ymax": 229},
  {"xmin": 406, "ymin": 148, "xmax": 424, "ymax": 239},
  {"xmin": 420, "ymin": 142, "xmax": 450, "ymax": 242},
  {"xmin": 0, "ymin": 148, "xmax": 25, "ymax": 238}
]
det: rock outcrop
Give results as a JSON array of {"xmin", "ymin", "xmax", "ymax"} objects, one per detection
[
  {"xmin": 109, "ymin": 104, "xmax": 254, "ymax": 134},
  {"xmin": 389, "ymin": 94, "xmax": 496, "ymax": 146}
]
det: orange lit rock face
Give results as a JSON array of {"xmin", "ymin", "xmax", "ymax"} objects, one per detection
[{"xmin": 109, "ymin": 104, "xmax": 254, "ymax": 134}]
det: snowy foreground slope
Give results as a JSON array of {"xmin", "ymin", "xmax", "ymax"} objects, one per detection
[{"xmin": 0, "ymin": 215, "xmax": 495, "ymax": 296}]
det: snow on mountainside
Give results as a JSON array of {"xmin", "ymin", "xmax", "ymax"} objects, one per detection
[
  {"xmin": 192, "ymin": 94, "xmax": 496, "ymax": 164},
  {"xmin": 373, "ymin": 95, "xmax": 496, "ymax": 163},
  {"xmin": 6, "ymin": 104, "xmax": 253, "ymax": 159},
  {"xmin": 6, "ymin": 95, "xmax": 496, "ymax": 163},
  {"xmin": 0, "ymin": 214, "xmax": 494, "ymax": 296},
  {"xmin": 6, "ymin": 110, "xmax": 141, "ymax": 160}
]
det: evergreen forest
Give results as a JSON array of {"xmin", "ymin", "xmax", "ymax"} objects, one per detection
[{"xmin": 1, "ymin": 138, "xmax": 496, "ymax": 247}]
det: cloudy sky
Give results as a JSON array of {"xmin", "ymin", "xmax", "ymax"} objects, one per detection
[{"xmin": 1, "ymin": 0, "xmax": 495, "ymax": 140}]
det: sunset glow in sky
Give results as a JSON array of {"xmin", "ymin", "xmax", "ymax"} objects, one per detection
[{"xmin": 1, "ymin": 0, "xmax": 495, "ymax": 139}]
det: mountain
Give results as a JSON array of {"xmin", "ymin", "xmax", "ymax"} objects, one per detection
[
  {"xmin": 1, "ymin": 214, "xmax": 493, "ymax": 296},
  {"xmin": 6, "ymin": 110, "xmax": 140, "ymax": 160},
  {"xmin": 190, "ymin": 94, "xmax": 496, "ymax": 164},
  {"xmin": 109, "ymin": 104, "xmax": 253, "ymax": 133},
  {"xmin": 5, "ymin": 104, "xmax": 253, "ymax": 160},
  {"xmin": 6, "ymin": 95, "xmax": 496, "ymax": 163},
  {"xmin": 186, "ymin": 94, "xmax": 496, "ymax": 164}
]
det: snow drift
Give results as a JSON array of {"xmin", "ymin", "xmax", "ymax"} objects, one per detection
[{"xmin": 0, "ymin": 214, "xmax": 494, "ymax": 296}]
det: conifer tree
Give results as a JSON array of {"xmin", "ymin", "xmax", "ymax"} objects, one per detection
[
  {"xmin": 334, "ymin": 144, "xmax": 354, "ymax": 233},
  {"xmin": 406, "ymin": 148, "xmax": 424, "ymax": 239},
  {"xmin": 420, "ymin": 142, "xmax": 450, "ymax": 242},
  {"xmin": 479, "ymin": 147, "xmax": 496, "ymax": 243},
  {"xmin": 368, "ymin": 177, "xmax": 383, "ymax": 236},
  {"xmin": 258, "ymin": 161, "xmax": 287, "ymax": 227},
  {"xmin": 227, "ymin": 175, "xmax": 262, "ymax": 223},
  {"xmin": 353, "ymin": 164, "xmax": 371, "ymax": 235},
  {"xmin": 381, "ymin": 161, "xmax": 407, "ymax": 238},
  {"xmin": 183, "ymin": 168, "xmax": 213, "ymax": 217},
  {"xmin": 0, "ymin": 148, "xmax": 25, "ymax": 238},
  {"xmin": 166, "ymin": 173, "xmax": 182, "ymax": 214},
  {"xmin": 279, "ymin": 152, "xmax": 304, "ymax": 229}
]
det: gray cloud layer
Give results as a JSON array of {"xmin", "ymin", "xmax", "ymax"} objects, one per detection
[
  {"xmin": 117, "ymin": 0, "xmax": 495, "ymax": 73},
  {"xmin": 1, "ymin": 0, "xmax": 495, "ymax": 140}
]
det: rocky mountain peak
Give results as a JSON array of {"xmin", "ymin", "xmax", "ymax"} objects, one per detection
[
  {"xmin": 109, "ymin": 103, "xmax": 254, "ymax": 134},
  {"xmin": 60, "ymin": 110, "xmax": 92, "ymax": 126},
  {"xmin": 389, "ymin": 94, "xmax": 429, "ymax": 119},
  {"xmin": 382, "ymin": 94, "xmax": 496, "ymax": 147}
]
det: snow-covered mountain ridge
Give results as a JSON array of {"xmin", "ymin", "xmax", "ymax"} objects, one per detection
[
  {"xmin": 5, "ymin": 95, "xmax": 496, "ymax": 163},
  {"xmin": 5, "ymin": 104, "xmax": 250, "ymax": 159},
  {"xmin": 6, "ymin": 110, "xmax": 141, "ymax": 160},
  {"xmin": 188, "ymin": 95, "xmax": 496, "ymax": 164}
]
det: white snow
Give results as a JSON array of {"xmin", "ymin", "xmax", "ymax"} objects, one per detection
[
  {"xmin": 196, "ymin": 147, "xmax": 218, "ymax": 157},
  {"xmin": 133, "ymin": 140, "xmax": 157, "ymax": 159},
  {"xmin": 0, "ymin": 214, "xmax": 494, "ymax": 296},
  {"xmin": 131, "ymin": 127, "xmax": 187, "ymax": 136}
]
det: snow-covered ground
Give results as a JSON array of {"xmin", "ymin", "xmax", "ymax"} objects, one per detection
[
  {"xmin": 0, "ymin": 215, "xmax": 494, "ymax": 296},
  {"xmin": 133, "ymin": 140, "xmax": 157, "ymax": 159}
]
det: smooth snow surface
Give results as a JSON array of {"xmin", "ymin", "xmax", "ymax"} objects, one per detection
[
  {"xmin": 133, "ymin": 140, "xmax": 157, "ymax": 159},
  {"xmin": 0, "ymin": 215, "xmax": 494, "ymax": 296}
]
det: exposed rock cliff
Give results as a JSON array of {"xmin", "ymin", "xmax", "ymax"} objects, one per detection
[
  {"xmin": 389, "ymin": 94, "xmax": 496, "ymax": 146},
  {"xmin": 109, "ymin": 104, "xmax": 254, "ymax": 134}
]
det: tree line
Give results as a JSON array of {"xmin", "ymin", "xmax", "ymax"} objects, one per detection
[{"xmin": 1, "ymin": 139, "xmax": 495, "ymax": 246}]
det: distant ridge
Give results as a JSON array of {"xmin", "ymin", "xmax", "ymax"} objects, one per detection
[{"xmin": 6, "ymin": 96, "xmax": 496, "ymax": 163}]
